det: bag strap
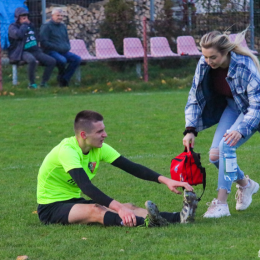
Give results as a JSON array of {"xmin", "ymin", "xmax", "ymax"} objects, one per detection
[{"xmin": 184, "ymin": 147, "xmax": 206, "ymax": 201}]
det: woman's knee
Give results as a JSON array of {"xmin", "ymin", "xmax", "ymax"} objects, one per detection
[{"xmin": 209, "ymin": 148, "xmax": 219, "ymax": 162}]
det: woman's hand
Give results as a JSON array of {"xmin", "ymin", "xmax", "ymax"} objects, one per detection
[
  {"xmin": 224, "ymin": 130, "xmax": 242, "ymax": 146},
  {"xmin": 183, "ymin": 133, "xmax": 195, "ymax": 152}
]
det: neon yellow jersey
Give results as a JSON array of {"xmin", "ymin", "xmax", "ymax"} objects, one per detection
[{"xmin": 37, "ymin": 136, "xmax": 120, "ymax": 204}]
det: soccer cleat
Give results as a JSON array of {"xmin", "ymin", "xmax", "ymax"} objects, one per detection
[
  {"xmin": 144, "ymin": 200, "xmax": 168, "ymax": 227},
  {"xmin": 28, "ymin": 83, "xmax": 37, "ymax": 89},
  {"xmin": 203, "ymin": 198, "xmax": 231, "ymax": 218},
  {"xmin": 180, "ymin": 189, "xmax": 198, "ymax": 223},
  {"xmin": 235, "ymin": 175, "xmax": 259, "ymax": 211}
]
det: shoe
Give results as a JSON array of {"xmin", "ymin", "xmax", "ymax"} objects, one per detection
[
  {"xmin": 143, "ymin": 200, "xmax": 168, "ymax": 227},
  {"xmin": 235, "ymin": 175, "xmax": 259, "ymax": 211},
  {"xmin": 180, "ymin": 189, "xmax": 198, "ymax": 223},
  {"xmin": 40, "ymin": 82, "xmax": 48, "ymax": 88},
  {"xmin": 203, "ymin": 198, "xmax": 231, "ymax": 218},
  {"xmin": 59, "ymin": 78, "xmax": 69, "ymax": 87},
  {"xmin": 28, "ymin": 83, "xmax": 37, "ymax": 89}
]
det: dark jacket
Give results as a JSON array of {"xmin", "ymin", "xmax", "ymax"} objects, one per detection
[
  {"xmin": 40, "ymin": 20, "xmax": 70, "ymax": 53},
  {"xmin": 8, "ymin": 7, "xmax": 34, "ymax": 62}
]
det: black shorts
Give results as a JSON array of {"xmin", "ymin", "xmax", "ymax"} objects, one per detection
[{"xmin": 37, "ymin": 198, "xmax": 96, "ymax": 225}]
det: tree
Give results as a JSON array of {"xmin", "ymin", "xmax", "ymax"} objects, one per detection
[{"xmin": 100, "ymin": 0, "xmax": 137, "ymax": 55}]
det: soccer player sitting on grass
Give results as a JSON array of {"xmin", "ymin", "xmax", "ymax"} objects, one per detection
[{"xmin": 37, "ymin": 110, "xmax": 198, "ymax": 227}]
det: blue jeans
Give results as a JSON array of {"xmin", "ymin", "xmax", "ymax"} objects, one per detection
[
  {"xmin": 210, "ymin": 98, "xmax": 256, "ymax": 193},
  {"xmin": 48, "ymin": 51, "xmax": 81, "ymax": 82}
]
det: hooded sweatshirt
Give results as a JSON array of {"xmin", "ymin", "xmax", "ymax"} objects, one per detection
[{"xmin": 8, "ymin": 7, "xmax": 38, "ymax": 61}]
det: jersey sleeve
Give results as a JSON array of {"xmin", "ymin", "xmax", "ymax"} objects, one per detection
[
  {"xmin": 58, "ymin": 144, "xmax": 82, "ymax": 172},
  {"xmin": 100, "ymin": 143, "xmax": 120, "ymax": 163}
]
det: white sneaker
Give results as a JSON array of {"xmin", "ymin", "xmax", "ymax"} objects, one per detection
[
  {"xmin": 235, "ymin": 175, "xmax": 259, "ymax": 211},
  {"xmin": 203, "ymin": 198, "xmax": 231, "ymax": 218}
]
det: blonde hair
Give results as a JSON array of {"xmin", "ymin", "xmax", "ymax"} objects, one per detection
[{"xmin": 200, "ymin": 29, "xmax": 260, "ymax": 73}]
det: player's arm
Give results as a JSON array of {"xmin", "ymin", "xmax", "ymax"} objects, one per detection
[
  {"xmin": 111, "ymin": 156, "xmax": 161, "ymax": 182},
  {"xmin": 68, "ymin": 168, "xmax": 113, "ymax": 207},
  {"xmin": 111, "ymin": 156, "xmax": 193, "ymax": 194},
  {"xmin": 68, "ymin": 168, "xmax": 137, "ymax": 226}
]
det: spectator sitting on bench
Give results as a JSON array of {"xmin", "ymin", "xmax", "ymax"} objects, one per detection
[
  {"xmin": 8, "ymin": 7, "xmax": 56, "ymax": 89},
  {"xmin": 40, "ymin": 8, "xmax": 81, "ymax": 87}
]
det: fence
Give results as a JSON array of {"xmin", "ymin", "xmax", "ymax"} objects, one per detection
[{"xmin": 1, "ymin": 0, "xmax": 260, "ymax": 89}]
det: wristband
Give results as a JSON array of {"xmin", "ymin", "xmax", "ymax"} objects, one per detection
[{"xmin": 183, "ymin": 129, "xmax": 198, "ymax": 137}]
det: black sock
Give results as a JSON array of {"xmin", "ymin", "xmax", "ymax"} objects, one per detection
[
  {"xmin": 160, "ymin": 212, "xmax": 180, "ymax": 223},
  {"xmin": 103, "ymin": 212, "xmax": 145, "ymax": 226},
  {"xmin": 103, "ymin": 212, "xmax": 123, "ymax": 226}
]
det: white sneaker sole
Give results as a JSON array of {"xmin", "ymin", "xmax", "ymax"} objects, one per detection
[
  {"xmin": 203, "ymin": 212, "xmax": 231, "ymax": 218},
  {"xmin": 236, "ymin": 182, "xmax": 259, "ymax": 211}
]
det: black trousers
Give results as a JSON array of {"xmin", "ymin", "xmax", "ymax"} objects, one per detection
[{"xmin": 22, "ymin": 50, "xmax": 56, "ymax": 84}]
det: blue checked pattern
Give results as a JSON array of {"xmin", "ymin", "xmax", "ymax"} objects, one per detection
[{"xmin": 185, "ymin": 52, "xmax": 260, "ymax": 137}]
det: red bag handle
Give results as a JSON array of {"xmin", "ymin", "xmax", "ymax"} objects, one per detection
[{"xmin": 183, "ymin": 147, "xmax": 206, "ymax": 201}]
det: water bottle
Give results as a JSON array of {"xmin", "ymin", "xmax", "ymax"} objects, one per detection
[{"xmin": 223, "ymin": 130, "xmax": 238, "ymax": 181}]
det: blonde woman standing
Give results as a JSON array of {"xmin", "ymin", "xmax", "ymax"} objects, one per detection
[{"xmin": 183, "ymin": 30, "xmax": 260, "ymax": 218}]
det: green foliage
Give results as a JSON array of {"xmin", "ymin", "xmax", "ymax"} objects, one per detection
[
  {"xmin": 1, "ymin": 58, "xmax": 197, "ymax": 97},
  {"xmin": 99, "ymin": 0, "xmax": 137, "ymax": 55},
  {"xmin": 150, "ymin": 0, "xmax": 182, "ymax": 53}
]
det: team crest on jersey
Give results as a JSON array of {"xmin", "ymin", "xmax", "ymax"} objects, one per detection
[
  {"xmin": 174, "ymin": 164, "xmax": 179, "ymax": 173},
  {"xmin": 88, "ymin": 162, "xmax": 97, "ymax": 173}
]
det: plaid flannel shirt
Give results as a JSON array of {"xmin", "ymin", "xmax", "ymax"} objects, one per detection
[{"xmin": 185, "ymin": 51, "xmax": 260, "ymax": 137}]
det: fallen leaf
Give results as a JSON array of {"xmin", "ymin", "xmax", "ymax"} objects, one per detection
[
  {"xmin": 82, "ymin": 237, "xmax": 87, "ymax": 240},
  {"xmin": 3, "ymin": 91, "xmax": 7, "ymax": 95},
  {"xmin": 16, "ymin": 256, "xmax": 29, "ymax": 260},
  {"xmin": 9, "ymin": 92, "xmax": 15, "ymax": 96},
  {"xmin": 32, "ymin": 211, "xmax": 38, "ymax": 214},
  {"xmin": 120, "ymin": 249, "xmax": 124, "ymax": 252},
  {"xmin": 161, "ymin": 79, "xmax": 166, "ymax": 84}
]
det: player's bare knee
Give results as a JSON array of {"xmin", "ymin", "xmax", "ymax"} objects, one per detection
[
  {"xmin": 92, "ymin": 203, "xmax": 106, "ymax": 213},
  {"xmin": 209, "ymin": 148, "xmax": 219, "ymax": 162}
]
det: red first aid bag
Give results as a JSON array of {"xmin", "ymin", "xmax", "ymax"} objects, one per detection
[{"xmin": 170, "ymin": 148, "xmax": 206, "ymax": 200}]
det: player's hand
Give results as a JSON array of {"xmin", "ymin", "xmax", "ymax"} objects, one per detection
[
  {"xmin": 224, "ymin": 130, "xmax": 242, "ymax": 146},
  {"xmin": 166, "ymin": 179, "xmax": 193, "ymax": 194},
  {"xmin": 158, "ymin": 176, "xmax": 193, "ymax": 194},
  {"xmin": 117, "ymin": 206, "xmax": 137, "ymax": 227},
  {"xmin": 183, "ymin": 133, "xmax": 195, "ymax": 152}
]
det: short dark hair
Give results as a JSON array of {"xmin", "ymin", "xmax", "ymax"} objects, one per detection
[{"xmin": 74, "ymin": 110, "xmax": 103, "ymax": 134}]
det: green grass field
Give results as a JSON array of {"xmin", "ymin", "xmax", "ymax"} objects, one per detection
[
  {"xmin": 1, "ymin": 59, "xmax": 197, "ymax": 97},
  {"xmin": 1, "ymin": 90, "xmax": 260, "ymax": 259}
]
